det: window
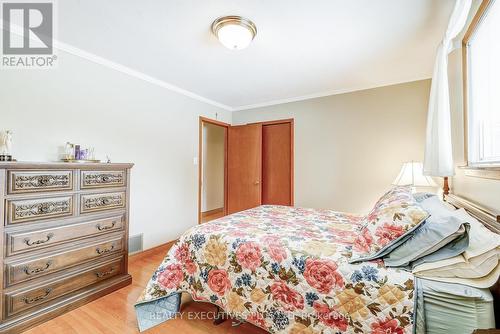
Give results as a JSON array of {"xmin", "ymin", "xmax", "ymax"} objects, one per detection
[{"xmin": 464, "ymin": 0, "xmax": 500, "ymax": 166}]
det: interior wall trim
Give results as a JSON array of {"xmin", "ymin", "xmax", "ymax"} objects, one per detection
[
  {"xmin": 232, "ymin": 77, "xmax": 432, "ymax": 111},
  {"xmin": 2, "ymin": 21, "xmax": 233, "ymax": 111},
  {"xmin": 198, "ymin": 117, "xmax": 230, "ymax": 224},
  {"xmin": 1, "ymin": 23, "xmax": 431, "ymax": 112},
  {"xmin": 58, "ymin": 42, "xmax": 233, "ymax": 111},
  {"xmin": 461, "ymin": 166, "xmax": 500, "ymax": 180}
]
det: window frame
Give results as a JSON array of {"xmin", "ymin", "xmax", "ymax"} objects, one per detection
[{"xmin": 462, "ymin": 0, "xmax": 500, "ymax": 172}]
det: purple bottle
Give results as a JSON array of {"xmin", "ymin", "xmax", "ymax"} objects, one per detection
[{"xmin": 74, "ymin": 145, "xmax": 81, "ymax": 160}]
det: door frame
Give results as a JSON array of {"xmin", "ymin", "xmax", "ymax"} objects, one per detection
[
  {"xmin": 198, "ymin": 116, "xmax": 230, "ymax": 224},
  {"xmin": 249, "ymin": 118, "xmax": 294, "ymax": 206}
]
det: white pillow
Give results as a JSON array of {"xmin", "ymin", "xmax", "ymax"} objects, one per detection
[
  {"xmin": 414, "ymin": 259, "xmax": 500, "ymax": 289},
  {"xmin": 412, "ymin": 208, "xmax": 500, "ymax": 288},
  {"xmin": 452, "ymin": 208, "xmax": 500, "ymax": 259},
  {"xmin": 413, "ymin": 247, "xmax": 499, "ymax": 278}
]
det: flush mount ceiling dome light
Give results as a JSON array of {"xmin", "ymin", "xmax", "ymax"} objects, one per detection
[{"xmin": 211, "ymin": 16, "xmax": 257, "ymax": 50}]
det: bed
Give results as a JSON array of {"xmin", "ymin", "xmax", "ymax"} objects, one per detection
[
  {"xmin": 135, "ymin": 188, "xmax": 499, "ymax": 333},
  {"xmin": 136, "ymin": 205, "xmax": 415, "ymax": 333}
]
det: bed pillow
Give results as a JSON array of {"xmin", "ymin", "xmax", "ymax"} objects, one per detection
[
  {"xmin": 409, "ymin": 227, "xmax": 471, "ymax": 269},
  {"xmin": 412, "ymin": 208, "xmax": 499, "ymax": 269},
  {"xmin": 412, "ymin": 208, "xmax": 500, "ymax": 287},
  {"xmin": 452, "ymin": 208, "xmax": 500, "ymax": 259},
  {"xmin": 371, "ymin": 185, "xmax": 415, "ymax": 210},
  {"xmin": 418, "ymin": 195, "xmax": 457, "ymax": 218},
  {"xmin": 377, "ymin": 195, "xmax": 460, "ymax": 267},
  {"xmin": 413, "ymin": 192, "xmax": 436, "ymax": 203},
  {"xmin": 413, "ymin": 247, "xmax": 500, "ymax": 279},
  {"xmin": 413, "ymin": 248, "xmax": 500, "ymax": 288},
  {"xmin": 349, "ymin": 186, "xmax": 429, "ymax": 262},
  {"xmin": 383, "ymin": 215, "xmax": 470, "ymax": 267}
]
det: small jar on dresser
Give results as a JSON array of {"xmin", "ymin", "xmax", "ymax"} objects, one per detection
[{"xmin": 0, "ymin": 162, "xmax": 133, "ymax": 333}]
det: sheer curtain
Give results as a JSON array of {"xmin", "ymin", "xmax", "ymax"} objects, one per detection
[{"xmin": 423, "ymin": 0, "xmax": 472, "ymax": 177}]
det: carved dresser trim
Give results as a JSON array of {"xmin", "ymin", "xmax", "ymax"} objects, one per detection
[
  {"xmin": 80, "ymin": 192, "xmax": 126, "ymax": 214},
  {"xmin": 7, "ymin": 170, "xmax": 73, "ymax": 194},
  {"xmin": 81, "ymin": 171, "xmax": 126, "ymax": 189},
  {"xmin": 7, "ymin": 196, "xmax": 74, "ymax": 224}
]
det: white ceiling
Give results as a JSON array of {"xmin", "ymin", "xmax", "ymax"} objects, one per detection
[{"xmin": 57, "ymin": 0, "xmax": 455, "ymax": 110}]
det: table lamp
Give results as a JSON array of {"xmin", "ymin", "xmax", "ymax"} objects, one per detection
[{"xmin": 393, "ymin": 161, "xmax": 437, "ymax": 192}]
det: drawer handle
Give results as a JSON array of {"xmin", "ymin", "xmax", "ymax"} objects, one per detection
[
  {"xmin": 96, "ymin": 245, "xmax": 115, "ymax": 255},
  {"xmin": 23, "ymin": 233, "xmax": 54, "ymax": 246},
  {"xmin": 96, "ymin": 221, "xmax": 116, "ymax": 231},
  {"xmin": 95, "ymin": 267, "xmax": 116, "ymax": 278},
  {"xmin": 100, "ymin": 198, "xmax": 111, "ymax": 205},
  {"xmin": 23, "ymin": 261, "xmax": 52, "ymax": 275},
  {"xmin": 22, "ymin": 288, "xmax": 52, "ymax": 304}
]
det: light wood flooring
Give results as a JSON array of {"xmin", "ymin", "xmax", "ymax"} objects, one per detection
[
  {"xmin": 201, "ymin": 208, "xmax": 225, "ymax": 223},
  {"xmin": 24, "ymin": 242, "xmax": 267, "ymax": 334}
]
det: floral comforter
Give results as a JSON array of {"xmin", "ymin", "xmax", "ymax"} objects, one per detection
[{"xmin": 136, "ymin": 205, "xmax": 415, "ymax": 333}]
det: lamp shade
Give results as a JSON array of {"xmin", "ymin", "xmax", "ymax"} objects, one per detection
[{"xmin": 393, "ymin": 161, "xmax": 437, "ymax": 187}]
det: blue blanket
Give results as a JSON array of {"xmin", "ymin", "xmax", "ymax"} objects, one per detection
[{"xmin": 135, "ymin": 293, "xmax": 181, "ymax": 332}]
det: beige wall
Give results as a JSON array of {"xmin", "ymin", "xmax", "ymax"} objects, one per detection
[
  {"xmin": 448, "ymin": 2, "xmax": 500, "ymax": 212},
  {"xmin": 202, "ymin": 123, "xmax": 225, "ymax": 212},
  {"xmin": 233, "ymin": 80, "xmax": 431, "ymax": 214},
  {"xmin": 0, "ymin": 50, "xmax": 231, "ymax": 250}
]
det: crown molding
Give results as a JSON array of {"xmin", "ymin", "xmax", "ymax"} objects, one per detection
[
  {"xmin": 1, "ymin": 21, "xmax": 233, "ymax": 111},
  {"xmin": 55, "ymin": 41, "xmax": 234, "ymax": 111},
  {"xmin": 232, "ymin": 76, "xmax": 432, "ymax": 111},
  {"xmin": 2, "ymin": 21, "xmax": 432, "ymax": 113}
]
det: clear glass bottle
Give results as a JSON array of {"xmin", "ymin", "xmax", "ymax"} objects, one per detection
[{"xmin": 65, "ymin": 142, "xmax": 75, "ymax": 160}]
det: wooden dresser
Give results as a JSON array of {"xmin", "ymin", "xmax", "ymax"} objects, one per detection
[{"xmin": 0, "ymin": 162, "xmax": 133, "ymax": 333}]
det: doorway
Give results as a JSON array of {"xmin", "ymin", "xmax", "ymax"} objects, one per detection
[
  {"xmin": 198, "ymin": 117, "xmax": 294, "ymax": 223},
  {"xmin": 198, "ymin": 117, "xmax": 229, "ymax": 224}
]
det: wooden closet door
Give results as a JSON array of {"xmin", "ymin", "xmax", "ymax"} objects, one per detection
[
  {"xmin": 262, "ymin": 122, "xmax": 292, "ymax": 205},
  {"xmin": 227, "ymin": 124, "xmax": 262, "ymax": 214}
]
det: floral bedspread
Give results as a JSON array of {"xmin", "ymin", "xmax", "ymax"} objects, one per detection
[{"xmin": 136, "ymin": 205, "xmax": 415, "ymax": 333}]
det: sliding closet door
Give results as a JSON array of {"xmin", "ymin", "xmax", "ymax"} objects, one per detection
[
  {"xmin": 227, "ymin": 124, "xmax": 262, "ymax": 214},
  {"xmin": 262, "ymin": 122, "xmax": 293, "ymax": 205}
]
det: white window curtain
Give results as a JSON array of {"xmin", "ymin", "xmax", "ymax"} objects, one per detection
[{"xmin": 423, "ymin": 0, "xmax": 472, "ymax": 177}]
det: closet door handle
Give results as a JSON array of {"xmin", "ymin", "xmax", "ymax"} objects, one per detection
[{"xmin": 254, "ymin": 181, "xmax": 260, "ymax": 185}]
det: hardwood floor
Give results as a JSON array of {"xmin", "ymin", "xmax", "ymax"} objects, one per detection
[
  {"xmin": 201, "ymin": 208, "xmax": 225, "ymax": 223},
  {"xmin": 24, "ymin": 242, "xmax": 267, "ymax": 334}
]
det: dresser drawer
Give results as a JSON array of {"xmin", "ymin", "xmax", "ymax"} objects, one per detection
[
  {"xmin": 80, "ymin": 192, "xmax": 126, "ymax": 214},
  {"xmin": 7, "ymin": 170, "xmax": 73, "ymax": 194},
  {"xmin": 80, "ymin": 170, "xmax": 126, "ymax": 189},
  {"xmin": 4, "ymin": 256, "xmax": 123, "ymax": 317},
  {"xmin": 6, "ymin": 215, "xmax": 125, "ymax": 256},
  {"xmin": 5, "ymin": 235, "xmax": 124, "ymax": 286},
  {"xmin": 6, "ymin": 195, "xmax": 74, "ymax": 225}
]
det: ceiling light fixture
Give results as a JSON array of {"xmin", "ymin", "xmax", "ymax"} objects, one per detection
[{"xmin": 211, "ymin": 16, "xmax": 257, "ymax": 50}]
